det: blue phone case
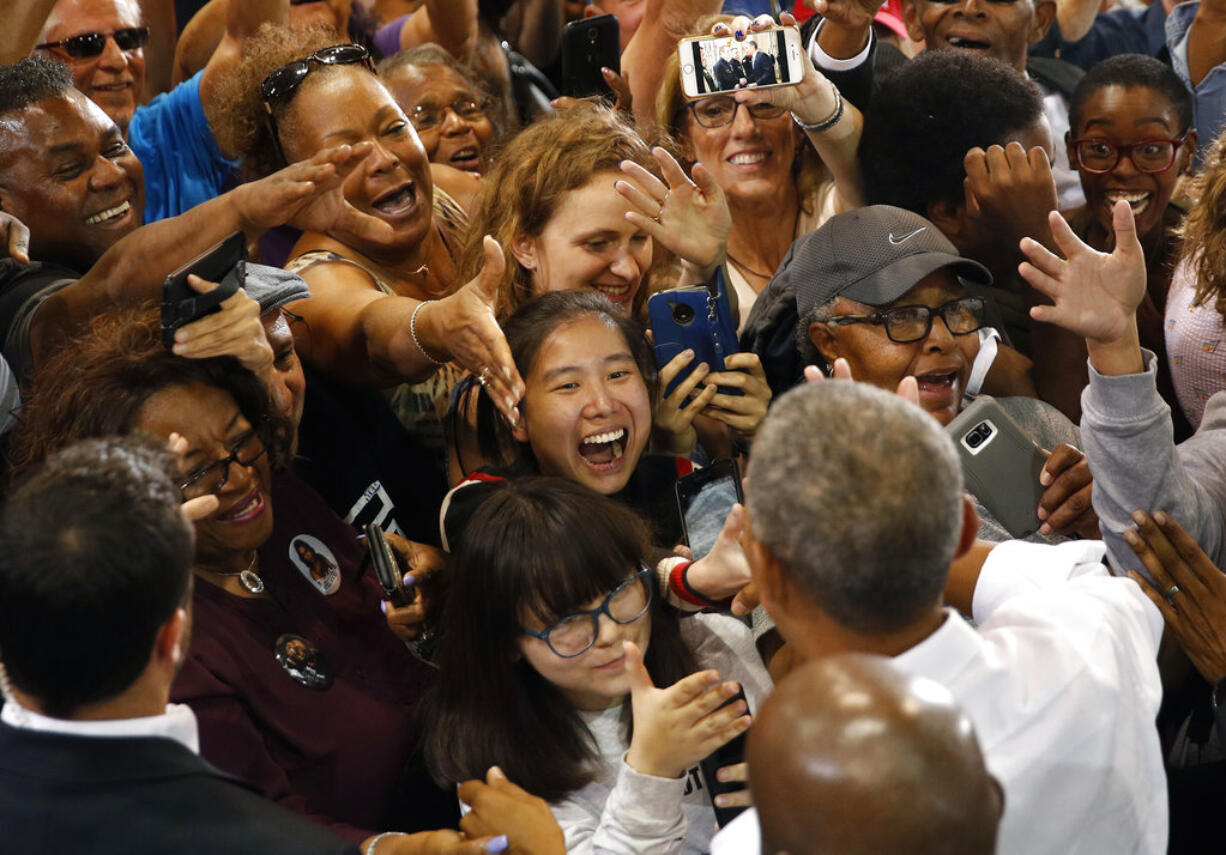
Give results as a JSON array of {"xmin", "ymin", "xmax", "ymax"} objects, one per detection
[{"xmin": 648, "ymin": 276, "xmax": 741, "ymax": 399}]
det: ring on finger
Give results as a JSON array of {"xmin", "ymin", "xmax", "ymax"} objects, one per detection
[
  {"xmin": 1165, "ymin": 584, "xmax": 1181, "ymax": 603},
  {"xmin": 477, "ymin": 366, "xmax": 489, "ymax": 387}
]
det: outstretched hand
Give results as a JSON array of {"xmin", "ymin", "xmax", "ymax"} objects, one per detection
[
  {"xmin": 616, "ymin": 147, "xmax": 730, "ymax": 282},
  {"xmin": 964, "ymin": 142, "xmax": 1058, "ymax": 250},
  {"xmin": 1020, "ymin": 201, "xmax": 1147, "ymax": 346},
  {"xmin": 685, "ymin": 503, "xmax": 754, "ymax": 602}
]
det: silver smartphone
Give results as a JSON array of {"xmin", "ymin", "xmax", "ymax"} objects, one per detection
[
  {"xmin": 677, "ymin": 26, "xmax": 806, "ymax": 98},
  {"xmin": 945, "ymin": 398, "xmax": 1047, "ymax": 539}
]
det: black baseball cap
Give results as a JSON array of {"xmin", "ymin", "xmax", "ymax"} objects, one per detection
[{"xmin": 782, "ymin": 206, "xmax": 993, "ymax": 318}]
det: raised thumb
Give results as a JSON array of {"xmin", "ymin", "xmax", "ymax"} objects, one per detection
[
  {"xmin": 1111, "ymin": 198, "xmax": 1141, "ymax": 256},
  {"xmin": 623, "ymin": 640, "xmax": 654, "ymax": 693},
  {"xmin": 474, "ymin": 235, "xmax": 506, "ymax": 302}
]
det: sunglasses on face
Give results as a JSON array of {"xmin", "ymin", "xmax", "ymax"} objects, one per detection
[
  {"xmin": 36, "ymin": 26, "xmax": 150, "ymax": 59},
  {"xmin": 260, "ymin": 44, "xmax": 373, "ymax": 168}
]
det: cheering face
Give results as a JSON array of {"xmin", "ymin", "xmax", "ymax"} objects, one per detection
[
  {"xmin": 1068, "ymin": 84, "xmax": 1193, "ymax": 242},
  {"xmin": 383, "ymin": 63, "xmax": 495, "ymax": 175},
  {"xmin": 681, "ymin": 101, "xmax": 799, "ymax": 209},
  {"xmin": 0, "ymin": 92, "xmax": 144, "ymax": 272},
  {"xmin": 808, "ymin": 271, "xmax": 980, "ymax": 426},
  {"xmin": 281, "ymin": 69, "xmax": 434, "ymax": 256},
  {"xmin": 37, "ymin": 0, "xmax": 146, "ymax": 132},
  {"xmin": 901, "ymin": 0, "xmax": 1055, "ymax": 73},
  {"xmin": 512, "ymin": 170, "xmax": 653, "ymax": 313},
  {"xmin": 511, "ymin": 316, "xmax": 652, "ymax": 496}
]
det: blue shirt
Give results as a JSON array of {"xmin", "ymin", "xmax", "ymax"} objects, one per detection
[
  {"xmin": 127, "ymin": 71, "xmax": 237, "ymax": 223},
  {"xmin": 1029, "ymin": 2, "xmax": 1168, "ymax": 70},
  {"xmin": 1169, "ymin": 1, "xmax": 1224, "ymax": 170}
]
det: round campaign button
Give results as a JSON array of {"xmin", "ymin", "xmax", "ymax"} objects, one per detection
[
  {"xmin": 288, "ymin": 534, "xmax": 341, "ymax": 595},
  {"xmin": 273, "ymin": 633, "xmax": 332, "ymax": 690}
]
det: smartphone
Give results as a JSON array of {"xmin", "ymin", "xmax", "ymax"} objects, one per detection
[
  {"xmin": 678, "ymin": 26, "xmax": 806, "ymax": 98},
  {"xmin": 676, "ymin": 459, "xmax": 743, "ymax": 561},
  {"xmin": 698, "ymin": 685, "xmax": 750, "ymax": 827},
  {"xmin": 561, "ymin": 14, "xmax": 620, "ymax": 99},
  {"xmin": 365, "ymin": 522, "xmax": 417, "ymax": 608},
  {"xmin": 945, "ymin": 398, "xmax": 1047, "ymax": 539},
  {"xmin": 160, "ymin": 231, "xmax": 246, "ymax": 348},
  {"xmin": 648, "ymin": 286, "xmax": 741, "ymax": 399}
]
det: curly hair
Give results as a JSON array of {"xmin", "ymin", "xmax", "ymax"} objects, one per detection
[
  {"xmin": 7, "ymin": 305, "xmax": 293, "ymax": 481},
  {"xmin": 210, "ymin": 23, "xmax": 360, "ymax": 177},
  {"xmin": 457, "ymin": 102, "xmax": 662, "ymax": 319},
  {"xmin": 1179, "ymin": 133, "xmax": 1226, "ymax": 317},
  {"xmin": 859, "ymin": 50, "xmax": 1044, "ymax": 215},
  {"xmin": 651, "ymin": 15, "xmax": 828, "ymax": 217},
  {"xmin": 0, "ymin": 58, "xmax": 73, "ymax": 117}
]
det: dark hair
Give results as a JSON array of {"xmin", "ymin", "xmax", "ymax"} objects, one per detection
[
  {"xmin": 424, "ymin": 477, "xmax": 695, "ymax": 800},
  {"xmin": 7, "ymin": 305, "xmax": 293, "ymax": 479},
  {"xmin": 0, "ymin": 58, "xmax": 74, "ymax": 117},
  {"xmin": 860, "ymin": 50, "xmax": 1045, "ymax": 214},
  {"xmin": 449, "ymin": 290, "xmax": 658, "ymax": 474},
  {"xmin": 1069, "ymin": 54, "xmax": 1193, "ymax": 136},
  {"xmin": 0, "ymin": 436, "xmax": 193, "ymax": 718}
]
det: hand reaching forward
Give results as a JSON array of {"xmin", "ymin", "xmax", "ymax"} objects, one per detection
[
  {"xmin": 1019, "ymin": 201, "xmax": 1147, "ymax": 346},
  {"xmin": 616, "ymin": 147, "xmax": 730, "ymax": 282},
  {"xmin": 685, "ymin": 503, "xmax": 754, "ymax": 602},
  {"xmin": 458, "ymin": 767, "xmax": 566, "ymax": 855},
  {"xmin": 623, "ymin": 641, "xmax": 751, "ymax": 779},
  {"xmin": 1125, "ymin": 510, "xmax": 1226, "ymax": 685}
]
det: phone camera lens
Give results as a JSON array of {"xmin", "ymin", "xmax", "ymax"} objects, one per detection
[
  {"xmin": 965, "ymin": 422, "xmax": 993, "ymax": 449},
  {"xmin": 671, "ymin": 302, "xmax": 695, "ymax": 325},
  {"xmin": 588, "ymin": 28, "xmax": 599, "ymax": 43}
]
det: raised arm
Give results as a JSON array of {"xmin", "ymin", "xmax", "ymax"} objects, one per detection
[
  {"xmin": 141, "ymin": 0, "xmax": 178, "ymax": 98},
  {"xmin": 1188, "ymin": 0, "xmax": 1226, "ymax": 87},
  {"xmin": 1054, "ymin": 0, "xmax": 1105, "ymax": 44},
  {"xmin": 397, "ymin": 0, "xmax": 479, "ymax": 63},
  {"xmin": 622, "ymin": 0, "xmax": 724, "ymax": 132},
  {"xmin": 0, "ymin": 0, "xmax": 58, "ymax": 65}
]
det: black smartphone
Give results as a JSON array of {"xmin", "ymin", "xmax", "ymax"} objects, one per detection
[
  {"xmin": 561, "ymin": 14, "xmax": 620, "ymax": 98},
  {"xmin": 365, "ymin": 522, "xmax": 416, "ymax": 608},
  {"xmin": 675, "ymin": 459, "xmax": 744, "ymax": 561},
  {"xmin": 699, "ymin": 686, "xmax": 749, "ymax": 827},
  {"xmin": 648, "ymin": 286, "xmax": 742, "ymax": 399},
  {"xmin": 160, "ymin": 231, "xmax": 246, "ymax": 348}
]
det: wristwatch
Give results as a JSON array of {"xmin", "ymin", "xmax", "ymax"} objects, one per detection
[{"xmin": 1212, "ymin": 675, "xmax": 1226, "ymax": 736}]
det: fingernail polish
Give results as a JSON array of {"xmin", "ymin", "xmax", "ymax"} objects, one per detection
[
  {"xmin": 1038, "ymin": 524, "xmax": 1051, "ymax": 535},
  {"xmin": 485, "ymin": 836, "xmax": 509, "ymax": 854},
  {"xmin": 402, "ymin": 572, "xmax": 416, "ymax": 587},
  {"xmin": 735, "ymin": 29, "xmax": 744, "ymax": 38},
  {"xmin": 380, "ymin": 601, "xmax": 388, "ymax": 614}
]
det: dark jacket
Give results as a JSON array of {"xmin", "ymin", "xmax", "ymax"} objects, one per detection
[{"xmin": 0, "ymin": 720, "xmax": 359, "ymax": 855}]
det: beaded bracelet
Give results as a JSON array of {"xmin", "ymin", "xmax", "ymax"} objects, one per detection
[
  {"xmin": 792, "ymin": 85, "xmax": 844, "ymax": 134},
  {"xmin": 410, "ymin": 300, "xmax": 449, "ymax": 366}
]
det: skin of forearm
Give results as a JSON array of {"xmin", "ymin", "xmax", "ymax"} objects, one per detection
[
  {"xmin": 1188, "ymin": 4, "xmax": 1226, "ymax": 87},
  {"xmin": 624, "ymin": 0, "xmax": 723, "ymax": 130},
  {"xmin": 2, "ymin": 0, "xmax": 60, "ymax": 64},
  {"xmin": 816, "ymin": 20, "xmax": 869, "ymax": 60},
  {"xmin": 358, "ymin": 295, "xmax": 443, "ymax": 384},
  {"xmin": 1055, "ymin": 0, "xmax": 1103, "ymax": 43},
  {"xmin": 141, "ymin": 0, "xmax": 178, "ymax": 100},
  {"xmin": 943, "ymin": 539, "xmax": 996, "ymax": 615}
]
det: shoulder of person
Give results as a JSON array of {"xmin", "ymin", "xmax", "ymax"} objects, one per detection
[{"xmin": 1026, "ymin": 56, "xmax": 1085, "ymax": 99}]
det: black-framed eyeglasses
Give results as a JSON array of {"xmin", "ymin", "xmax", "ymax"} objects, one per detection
[
  {"xmin": 260, "ymin": 44, "xmax": 374, "ymax": 168},
  {"xmin": 685, "ymin": 96, "xmax": 786, "ymax": 129},
  {"xmin": 410, "ymin": 96, "xmax": 492, "ymax": 132},
  {"xmin": 178, "ymin": 429, "xmax": 268, "ymax": 499},
  {"xmin": 1070, "ymin": 135, "xmax": 1187, "ymax": 174},
  {"xmin": 521, "ymin": 566, "xmax": 653, "ymax": 658},
  {"xmin": 36, "ymin": 26, "xmax": 150, "ymax": 59},
  {"xmin": 826, "ymin": 296, "xmax": 985, "ymax": 344}
]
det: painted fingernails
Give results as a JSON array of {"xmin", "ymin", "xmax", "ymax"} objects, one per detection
[{"xmin": 485, "ymin": 836, "xmax": 509, "ymax": 853}]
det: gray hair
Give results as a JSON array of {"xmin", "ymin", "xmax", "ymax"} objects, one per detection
[
  {"xmin": 748, "ymin": 381, "xmax": 964, "ymax": 633},
  {"xmin": 795, "ymin": 298, "xmax": 838, "ymax": 374}
]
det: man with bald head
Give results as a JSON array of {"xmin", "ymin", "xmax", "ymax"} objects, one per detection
[
  {"xmin": 710, "ymin": 379, "xmax": 1167, "ymax": 854},
  {"xmin": 750, "ymin": 653, "xmax": 1002, "ymax": 855}
]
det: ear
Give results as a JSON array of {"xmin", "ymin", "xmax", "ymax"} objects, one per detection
[
  {"xmin": 153, "ymin": 606, "xmax": 190, "ymax": 670},
  {"xmin": 1029, "ymin": 0, "xmax": 1057, "ymax": 43},
  {"xmin": 1179, "ymin": 129, "xmax": 1198, "ymax": 174},
  {"xmin": 925, "ymin": 198, "xmax": 971, "ymax": 248},
  {"xmin": 510, "ymin": 233, "xmax": 538, "ymax": 272},
  {"xmin": 807, "ymin": 320, "xmax": 839, "ymax": 370},
  {"xmin": 510, "ymin": 409, "xmax": 529, "ymax": 443},
  {"xmin": 900, "ymin": 0, "xmax": 927, "ymax": 44},
  {"xmin": 1064, "ymin": 129, "xmax": 1077, "ymax": 175}
]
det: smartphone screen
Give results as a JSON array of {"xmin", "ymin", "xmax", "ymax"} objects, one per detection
[
  {"xmin": 678, "ymin": 26, "xmax": 805, "ymax": 97},
  {"xmin": 679, "ymin": 468, "xmax": 742, "ymax": 560}
]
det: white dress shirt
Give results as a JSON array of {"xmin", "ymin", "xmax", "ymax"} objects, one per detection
[
  {"xmin": 2, "ymin": 701, "xmax": 200, "ymax": 754},
  {"xmin": 712, "ymin": 539, "xmax": 1168, "ymax": 855}
]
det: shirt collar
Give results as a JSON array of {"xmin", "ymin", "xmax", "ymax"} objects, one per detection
[
  {"xmin": 892, "ymin": 609, "xmax": 984, "ymax": 684},
  {"xmin": 1, "ymin": 701, "xmax": 200, "ymax": 754}
]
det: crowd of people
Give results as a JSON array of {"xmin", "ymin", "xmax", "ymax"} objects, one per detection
[{"xmin": 2, "ymin": 0, "xmax": 1226, "ymax": 853}]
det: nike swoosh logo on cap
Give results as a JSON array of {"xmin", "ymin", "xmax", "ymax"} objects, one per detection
[{"xmin": 888, "ymin": 227, "xmax": 927, "ymax": 245}]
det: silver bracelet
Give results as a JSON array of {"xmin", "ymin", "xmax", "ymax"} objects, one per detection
[
  {"xmin": 364, "ymin": 831, "xmax": 408, "ymax": 855},
  {"xmin": 792, "ymin": 85, "xmax": 843, "ymax": 134},
  {"xmin": 410, "ymin": 300, "xmax": 449, "ymax": 366}
]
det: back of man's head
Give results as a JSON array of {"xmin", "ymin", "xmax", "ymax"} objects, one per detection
[
  {"xmin": 860, "ymin": 50, "xmax": 1045, "ymax": 219},
  {"xmin": 747, "ymin": 380, "xmax": 963, "ymax": 634},
  {"xmin": 0, "ymin": 58, "xmax": 74, "ymax": 118},
  {"xmin": 0, "ymin": 436, "xmax": 193, "ymax": 718},
  {"xmin": 750, "ymin": 653, "xmax": 1002, "ymax": 855}
]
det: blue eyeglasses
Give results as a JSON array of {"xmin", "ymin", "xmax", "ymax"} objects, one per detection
[{"xmin": 522, "ymin": 566, "xmax": 653, "ymax": 658}]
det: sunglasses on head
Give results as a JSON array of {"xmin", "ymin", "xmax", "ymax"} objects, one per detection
[
  {"xmin": 36, "ymin": 26, "xmax": 150, "ymax": 59},
  {"xmin": 260, "ymin": 44, "xmax": 374, "ymax": 168}
]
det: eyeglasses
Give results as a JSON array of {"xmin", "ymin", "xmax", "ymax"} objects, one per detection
[
  {"xmin": 1070, "ymin": 135, "xmax": 1187, "ymax": 174},
  {"xmin": 178, "ymin": 429, "xmax": 268, "ymax": 499},
  {"xmin": 410, "ymin": 96, "xmax": 492, "ymax": 132},
  {"xmin": 685, "ymin": 96, "xmax": 786, "ymax": 129},
  {"xmin": 36, "ymin": 26, "xmax": 150, "ymax": 59},
  {"xmin": 826, "ymin": 297, "xmax": 985, "ymax": 344},
  {"xmin": 260, "ymin": 44, "xmax": 374, "ymax": 167},
  {"xmin": 521, "ymin": 566, "xmax": 653, "ymax": 658}
]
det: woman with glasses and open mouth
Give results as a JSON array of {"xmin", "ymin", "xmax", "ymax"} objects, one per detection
[{"xmin": 426, "ymin": 477, "xmax": 772, "ymax": 855}]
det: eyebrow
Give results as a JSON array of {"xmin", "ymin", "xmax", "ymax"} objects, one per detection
[
  {"xmin": 47, "ymin": 141, "xmax": 83, "ymax": 156},
  {"xmin": 1081, "ymin": 116, "xmax": 1171, "ymax": 131},
  {"xmin": 179, "ymin": 411, "xmax": 245, "ymax": 461},
  {"xmin": 540, "ymin": 352, "xmax": 635, "ymax": 384}
]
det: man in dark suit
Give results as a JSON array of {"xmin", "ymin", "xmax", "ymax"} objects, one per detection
[
  {"xmin": 0, "ymin": 436, "xmax": 358, "ymax": 855},
  {"xmin": 745, "ymin": 39, "xmax": 778, "ymax": 85},
  {"xmin": 713, "ymin": 45, "xmax": 741, "ymax": 90}
]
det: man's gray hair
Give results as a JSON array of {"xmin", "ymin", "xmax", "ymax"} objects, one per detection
[
  {"xmin": 795, "ymin": 298, "xmax": 838, "ymax": 373},
  {"xmin": 748, "ymin": 381, "xmax": 964, "ymax": 633}
]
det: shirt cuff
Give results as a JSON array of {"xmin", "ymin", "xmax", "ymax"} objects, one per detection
[
  {"xmin": 972, "ymin": 539, "xmax": 1109, "ymax": 623},
  {"xmin": 1081, "ymin": 349, "xmax": 1166, "ymax": 429},
  {"xmin": 807, "ymin": 19, "xmax": 872, "ymax": 71}
]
